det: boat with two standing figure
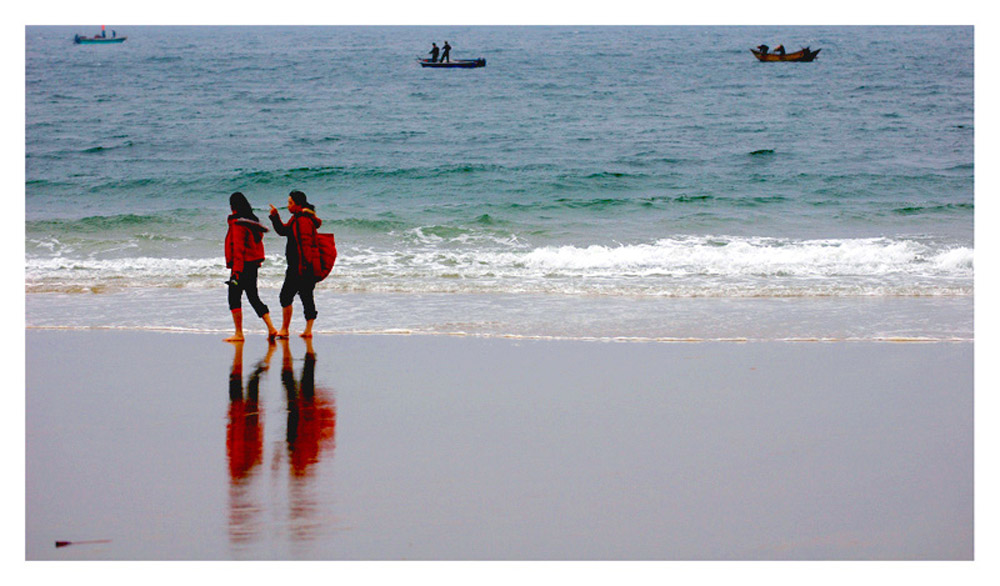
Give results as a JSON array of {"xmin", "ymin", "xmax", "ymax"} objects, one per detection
[{"xmin": 418, "ymin": 58, "xmax": 486, "ymax": 69}]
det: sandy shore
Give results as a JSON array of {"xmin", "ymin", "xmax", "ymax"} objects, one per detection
[{"xmin": 25, "ymin": 330, "xmax": 972, "ymax": 560}]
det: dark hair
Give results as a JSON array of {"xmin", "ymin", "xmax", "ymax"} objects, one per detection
[
  {"xmin": 289, "ymin": 190, "xmax": 315, "ymax": 211},
  {"xmin": 229, "ymin": 192, "xmax": 258, "ymax": 221}
]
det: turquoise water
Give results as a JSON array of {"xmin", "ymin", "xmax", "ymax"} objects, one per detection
[{"xmin": 25, "ymin": 26, "xmax": 974, "ymax": 340}]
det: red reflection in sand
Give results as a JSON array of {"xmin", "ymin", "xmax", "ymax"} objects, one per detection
[
  {"xmin": 281, "ymin": 339, "xmax": 337, "ymax": 477},
  {"xmin": 227, "ymin": 397, "xmax": 263, "ymax": 479},
  {"xmin": 226, "ymin": 338, "xmax": 338, "ymax": 549},
  {"xmin": 285, "ymin": 385, "xmax": 337, "ymax": 476},
  {"xmin": 226, "ymin": 342, "xmax": 273, "ymax": 545},
  {"xmin": 227, "ymin": 342, "xmax": 272, "ymax": 480},
  {"xmin": 280, "ymin": 338, "xmax": 337, "ymax": 544}
]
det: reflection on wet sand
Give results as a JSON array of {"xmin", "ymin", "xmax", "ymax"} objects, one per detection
[
  {"xmin": 226, "ymin": 338, "xmax": 337, "ymax": 551},
  {"xmin": 279, "ymin": 338, "xmax": 337, "ymax": 543},
  {"xmin": 226, "ymin": 341, "xmax": 273, "ymax": 545},
  {"xmin": 281, "ymin": 338, "xmax": 337, "ymax": 476}
]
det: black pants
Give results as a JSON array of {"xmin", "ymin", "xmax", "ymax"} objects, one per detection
[
  {"xmin": 279, "ymin": 268, "xmax": 318, "ymax": 321},
  {"xmin": 228, "ymin": 260, "xmax": 269, "ymax": 317}
]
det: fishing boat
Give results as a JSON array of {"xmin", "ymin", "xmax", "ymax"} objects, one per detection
[
  {"xmin": 750, "ymin": 47, "xmax": 820, "ymax": 62},
  {"xmin": 74, "ymin": 35, "xmax": 126, "ymax": 44},
  {"xmin": 74, "ymin": 26, "xmax": 126, "ymax": 44},
  {"xmin": 418, "ymin": 58, "xmax": 486, "ymax": 69}
]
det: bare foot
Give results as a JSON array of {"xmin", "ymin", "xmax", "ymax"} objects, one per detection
[
  {"xmin": 275, "ymin": 331, "xmax": 289, "ymax": 339},
  {"xmin": 224, "ymin": 334, "xmax": 245, "ymax": 343},
  {"xmin": 267, "ymin": 330, "xmax": 279, "ymax": 339},
  {"xmin": 300, "ymin": 331, "xmax": 313, "ymax": 339}
]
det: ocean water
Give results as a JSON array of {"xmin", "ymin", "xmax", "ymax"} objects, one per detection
[{"xmin": 25, "ymin": 25, "xmax": 974, "ymax": 341}]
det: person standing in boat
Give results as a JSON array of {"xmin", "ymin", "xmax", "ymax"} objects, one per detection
[
  {"xmin": 428, "ymin": 42, "xmax": 440, "ymax": 62},
  {"xmin": 225, "ymin": 192, "xmax": 278, "ymax": 342},
  {"xmin": 440, "ymin": 41, "xmax": 451, "ymax": 63}
]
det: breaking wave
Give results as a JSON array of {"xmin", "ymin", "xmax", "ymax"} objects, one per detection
[{"xmin": 26, "ymin": 235, "xmax": 973, "ymax": 297}]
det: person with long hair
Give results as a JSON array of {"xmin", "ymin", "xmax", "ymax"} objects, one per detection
[
  {"xmin": 225, "ymin": 192, "xmax": 278, "ymax": 341},
  {"xmin": 269, "ymin": 190, "xmax": 322, "ymax": 338}
]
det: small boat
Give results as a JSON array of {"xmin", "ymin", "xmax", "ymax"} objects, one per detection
[
  {"xmin": 74, "ymin": 35, "xmax": 126, "ymax": 44},
  {"xmin": 74, "ymin": 27, "xmax": 126, "ymax": 45},
  {"xmin": 750, "ymin": 47, "xmax": 820, "ymax": 62},
  {"xmin": 418, "ymin": 58, "xmax": 486, "ymax": 69}
]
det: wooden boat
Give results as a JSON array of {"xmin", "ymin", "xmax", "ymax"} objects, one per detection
[
  {"xmin": 750, "ymin": 47, "xmax": 820, "ymax": 62},
  {"xmin": 418, "ymin": 58, "xmax": 486, "ymax": 68}
]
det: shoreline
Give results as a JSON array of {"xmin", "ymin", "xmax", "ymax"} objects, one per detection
[
  {"xmin": 23, "ymin": 324, "xmax": 974, "ymax": 344},
  {"xmin": 24, "ymin": 289, "xmax": 974, "ymax": 343}
]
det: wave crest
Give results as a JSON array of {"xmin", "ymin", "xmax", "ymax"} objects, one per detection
[{"xmin": 27, "ymin": 235, "xmax": 971, "ymax": 297}]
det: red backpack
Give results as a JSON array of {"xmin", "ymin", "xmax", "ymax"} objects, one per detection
[
  {"xmin": 313, "ymin": 232, "xmax": 337, "ymax": 281},
  {"xmin": 293, "ymin": 216, "xmax": 337, "ymax": 282}
]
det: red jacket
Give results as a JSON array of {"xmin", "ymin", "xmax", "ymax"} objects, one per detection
[
  {"xmin": 225, "ymin": 215, "xmax": 268, "ymax": 275},
  {"xmin": 270, "ymin": 209, "xmax": 322, "ymax": 276}
]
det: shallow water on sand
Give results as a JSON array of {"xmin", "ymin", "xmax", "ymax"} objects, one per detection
[
  {"xmin": 25, "ymin": 289, "xmax": 973, "ymax": 342},
  {"xmin": 26, "ymin": 331, "xmax": 972, "ymax": 560}
]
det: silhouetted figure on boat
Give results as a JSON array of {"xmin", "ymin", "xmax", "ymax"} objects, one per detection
[
  {"xmin": 774, "ymin": 44, "xmax": 786, "ymax": 55},
  {"xmin": 440, "ymin": 41, "xmax": 451, "ymax": 63},
  {"xmin": 757, "ymin": 44, "xmax": 769, "ymax": 54},
  {"xmin": 428, "ymin": 43, "xmax": 439, "ymax": 63}
]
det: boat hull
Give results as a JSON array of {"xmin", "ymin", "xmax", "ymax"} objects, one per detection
[
  {"xmin": 74, "ymin": 36, "xmax": 127, "ymax": 44},
  {"xmin": 750, "ymin": 48, "xmax": 820, "ymax": 62},
  {"xmin": 419, "ymin": 58, "xmax": 486, "ymax": 68}
]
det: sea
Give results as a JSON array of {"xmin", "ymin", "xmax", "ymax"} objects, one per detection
[{"xmin": 24, "ymin": 25, "xmax": 974, "ymax": 342}]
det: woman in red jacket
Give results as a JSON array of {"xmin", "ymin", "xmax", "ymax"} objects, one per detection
[
  {"xmin": 225, "ymin": 192, "xmax": 278, "ymax": 341},
  {"xmin": 269, "ymin": 190, "xmax": 322, "ymax": 338}
]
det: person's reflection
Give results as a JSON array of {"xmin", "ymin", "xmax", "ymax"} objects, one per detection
[
  {"xmin": 226, "ymin": 340, "xmax": 275, "ymax": 546},
  {"xmin": 279, "ymin": 338, "xmax": 336, "ymax": 542}
]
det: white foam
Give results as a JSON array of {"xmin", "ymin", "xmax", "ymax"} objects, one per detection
[
  {"xmin": 507, "ymin": 237, "xmax": 971, "ymax": 278},
  {"xmin": 930, "ymin": 247, "xmax": 974, "ymax": 270},
  {"xmin": 25, "ymin": 236, "xmax": 974, "ymax": 297}
]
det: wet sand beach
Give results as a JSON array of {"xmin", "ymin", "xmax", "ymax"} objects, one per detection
[{"xmin": 25, "ymin": 330, "xmax": 972, "ymax": 560}]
